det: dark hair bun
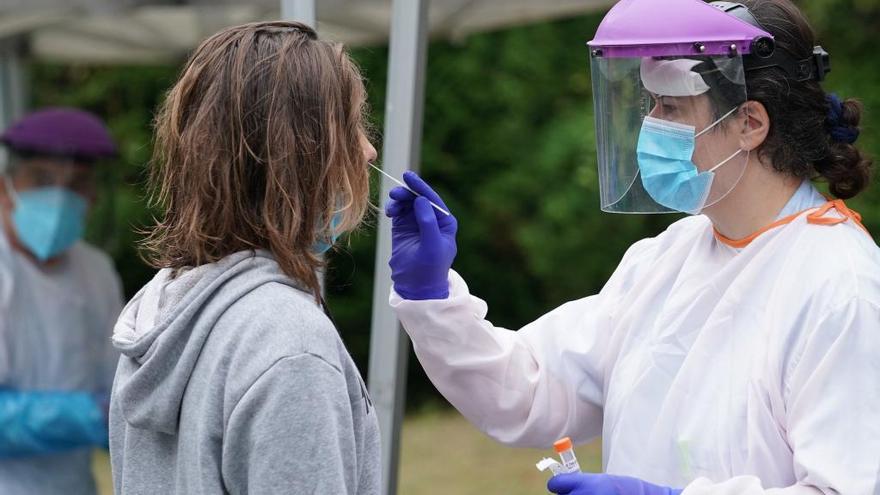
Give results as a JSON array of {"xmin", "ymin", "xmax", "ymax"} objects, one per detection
[
  {"xmin": 826, "ymin": 94, "xmax": 860, "ymax": 144},
  {"xmin": 817, "ymin": 97, "xmax": 871, "ymax": 199}
]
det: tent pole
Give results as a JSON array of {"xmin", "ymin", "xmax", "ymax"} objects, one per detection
[
  {"xmin": 280, "ymin": 0, "xmax": 316, "ymax": 28},
  {"xmin": 0, "ymin": 39, "xmax": 27, "ymax": 172},
  {"xmin": 368, "ymin": 0, "xmax": 429, "ymax": 494}
]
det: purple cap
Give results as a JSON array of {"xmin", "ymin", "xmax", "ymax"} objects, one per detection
[
  {"xmin": 0, "ymin": 107, "xmax": 117, "ymax": 160},
  {"xmin": 589, "ymin": 0, "xmax": 772, "ymax": 58}
]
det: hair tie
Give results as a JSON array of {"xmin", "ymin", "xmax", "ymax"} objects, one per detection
[{"xmin": 826, "ymin": 93, "xmax": 859, "ymax": 144}]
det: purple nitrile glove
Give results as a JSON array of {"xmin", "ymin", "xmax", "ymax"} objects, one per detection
[
  {"xmin": 547, "ymin": 473, "xmax": 683, "ymax": 495},
  {"xmin": 385, "ymin": 171, "xmax": 457, "ymax": 300}
]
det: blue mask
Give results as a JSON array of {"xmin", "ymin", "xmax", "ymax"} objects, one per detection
[
  {"xmin": 312, "ymin": 212, "xmax": 343, "ymax": 255},
  {"xmin": 6, "ymin": 183, "xmax": 88, "ymax": 261},
  {"xmin": 636, "ymin": 108, "xmax": 741, "ymax": 214}
]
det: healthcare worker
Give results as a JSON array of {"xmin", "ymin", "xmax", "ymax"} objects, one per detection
[
  {"xmin": 0, "ymin": 108, "xmax": 123, "ymax": 494},
  {"xmin": 386, "ymin": 0, "xmax": 879, "ymax": 494},
  {"xmin": 109, "ymin": 21, "xmax": 380, "ymax": 494}
]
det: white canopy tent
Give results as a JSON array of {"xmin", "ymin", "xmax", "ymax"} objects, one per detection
[
  {"xmin": 1, "ymin": 0, "xmax": 610, "ymax": 63},
  {"xmin": 0, "ymin": 1, "xmax": 612, "ymax": 493}
]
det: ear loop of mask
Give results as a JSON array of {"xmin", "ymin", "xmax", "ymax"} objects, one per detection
[
  {"xmin": 703, "ymin": 149, "xmax": 750, "ymax": 211},
  {"xmin": 707, "ymin": 148, "xmax": 744, "ymax": 173},
  {"xmin": 694, "ymin": 106, "xmax": 741, "ymax": 139},
  {"xmin": 696, "ymin": 105, "xmax": 744, "ymax": 173},
  {"xmin": 701, "ymin": 104, "xmax": 752, "ymax": 210}
]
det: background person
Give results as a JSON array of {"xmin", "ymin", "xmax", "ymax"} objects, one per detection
[{"xmin": 0, "ymin": 108, "xmax": 123, "ymax": 495}]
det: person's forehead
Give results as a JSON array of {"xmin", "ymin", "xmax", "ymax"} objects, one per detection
[
  {"xmin": 649, "ymin": 93, "xmax": 688, "ymax": 101},
  {"xmin": 18, "ymin": 158, "xmax": 94, "ymax": 175},
  {"xmin": 647, "ymin": 93, "xmax": 710, "ymax": 107}
]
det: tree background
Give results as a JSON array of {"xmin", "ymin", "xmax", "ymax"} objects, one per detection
[{"xmin": 27, "ymin": 0, "xmax": 880, "ymax": 409}]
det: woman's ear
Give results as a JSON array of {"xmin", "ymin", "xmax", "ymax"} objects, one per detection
[{"xmin": 738, "ymin": 100, "xmax": 770, "ymax": 152}]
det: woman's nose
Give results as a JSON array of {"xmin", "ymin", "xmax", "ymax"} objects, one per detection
[{"xmin": 363, "ymin": 140, "xmax": 378, "ymax": 163}]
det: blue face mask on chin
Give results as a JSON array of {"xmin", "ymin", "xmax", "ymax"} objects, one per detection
[
  {"xmin": 636, "ymin": 107, "xmax": 742, "ymax": 214},
  {"xmin": 4, "ymin": 180, "xmax": 88, "ymax": 261},
  {"xmin": 312, "ymin": 211, "xmax": 343, "ymax": 255}
]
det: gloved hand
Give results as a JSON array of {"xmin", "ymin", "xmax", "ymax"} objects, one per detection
[
  {"xmin": 385, "ymin": 171, "xmax": 457, "ymax": 300},
  {"xmin": 548, "ymin": 473, "xmax": 683, "ymax": 495},
  {"xmin": 0, "ymin": 388, "xmax": 109, "ymax": 457}
]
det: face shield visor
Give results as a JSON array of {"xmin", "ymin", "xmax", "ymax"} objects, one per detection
[
  {"xmin": 590, "ymin": 53, "xmax": 750, "ymax": 214},
  {"xmin": 2, "ymin": 155, "xmax": 97, "ymax": 261},
  {"xmin": 585, "ymin": 0, "xmax": 776, "ymax": 214},
  {"xmin": 4, "ymin": 155, "xmax": 97, "ymax": 199}
]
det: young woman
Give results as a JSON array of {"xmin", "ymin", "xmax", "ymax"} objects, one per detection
[
  {"xmin": 109, "ymin": 21, "xmax": 380, "ymax": 494},
  {"xmin": 385, "ymin": 0, "xmax": 879, "ymax": 494}
]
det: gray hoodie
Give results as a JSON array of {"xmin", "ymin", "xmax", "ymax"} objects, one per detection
[{"xmin": 109, "ymin": 251, "xmax": 380, "ymax": 494}]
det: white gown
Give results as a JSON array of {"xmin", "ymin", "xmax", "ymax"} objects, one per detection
[
  {"xmin": 390, "ymin": 182, "xmax": 880, "ymax": 495},
  {"xmin": 0, "ymin": 231, "xmax": 123, "ymax": 495}
]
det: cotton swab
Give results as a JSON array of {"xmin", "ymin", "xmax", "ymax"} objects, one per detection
[{"xmin": 369, "ymin": 163, "xmax": 451, "ymax": 216}]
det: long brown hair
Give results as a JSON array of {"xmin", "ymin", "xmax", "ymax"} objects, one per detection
[{"xmin": 142, "ymin": 21, "xmax": 371, "ymax": 297}]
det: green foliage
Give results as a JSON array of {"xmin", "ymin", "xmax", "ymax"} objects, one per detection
[
  {"xmin": 802, "ymin": 0, "xmax": 880, "ymax": 232},
  {"xmin": 27, "ymin": 1, "xmax": 880, "ymax": 408}
]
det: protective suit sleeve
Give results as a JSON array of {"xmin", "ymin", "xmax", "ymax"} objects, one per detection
[
  {"xmin": 681, "ymin": 297, "xmax": 880, "ymax": 495},
  {"xmin": 0, "ymin": 388, "xmax": 108, "ymax": 457},
  {"xmin": 391, "ymin": 266, "xmax": 628, "ymax": 448},
  {"xmin": 221, "ymin": 355, "xmax": 358, "ymax": 493}
]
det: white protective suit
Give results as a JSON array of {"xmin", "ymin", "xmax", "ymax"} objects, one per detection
[
  {"xmin": 0, "ymin": 230, "xmax": 123, "ymax": 495},
  {"xmin": 390, "ymin": 181, "xmax": 880, "ymax": 495}
]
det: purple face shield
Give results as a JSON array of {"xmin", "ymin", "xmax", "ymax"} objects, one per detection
[
  {"xmin": 584, "ymin": 0, "xmax": 774, "ymax": 214},
  {"xmin": 588, "ymin": 0, "xmax": 773, "ymax": 59},
  {"xmin": 1, "ymin": 108, "xmax": 117, "ymax": 162},
  {"xmin": 585, "ymin": 0, "xmax": 831, "ymax": 214}
]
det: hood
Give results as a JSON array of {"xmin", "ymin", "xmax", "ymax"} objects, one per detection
[{"xmin": 112, "ymin": 250, "xmax": 305, "ymax": 434}]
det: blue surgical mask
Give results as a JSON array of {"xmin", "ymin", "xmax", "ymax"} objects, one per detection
[
  {"xmin": 636, "ymin": 107, "xmax": 742, "ymax": 214},
  {"xmin": 3, "ymin": 178, "xmax": 88, "ymax": 261},
  {"xmin": 312, "ymin": 211, "xmax": 343, "ymax": 255}
]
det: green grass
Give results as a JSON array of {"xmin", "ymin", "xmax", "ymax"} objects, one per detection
[
  {"xmin": 397, "ymin": 410, "xmax": 601, "ymax": 494},
  {"xmin": 94, "ymin": 410, "xmax": 602, "ymax": 494},
  {"xmin": 93, "ymin": 450, "xmax": 112, "ymax": 494}
]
